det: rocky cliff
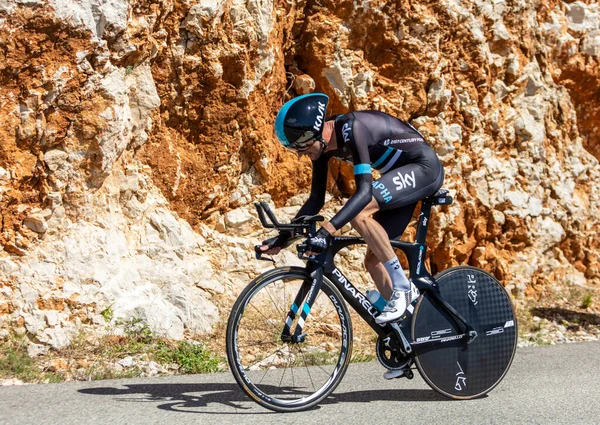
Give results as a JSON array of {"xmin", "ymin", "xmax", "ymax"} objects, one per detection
[{"xmin": 0, "ymin": 0, "xmax": 599, "ymax": 350}]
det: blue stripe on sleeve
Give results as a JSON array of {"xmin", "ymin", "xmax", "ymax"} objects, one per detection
[
  {"xmin": 354, "ymin": 164, "xmax": 372, "ymax": 175},
  {"xmin": 372, "ymin": 147, "xmax": 394, "ymax": 169}
]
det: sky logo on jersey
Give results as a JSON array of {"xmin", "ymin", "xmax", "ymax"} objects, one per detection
[
  {"xmin": 372, "ymin": 181, "xmax": 393, "ymax": 204},
  {"xmin": 342, "ymin": 123, "xmax": 351, "ymax": 143},
  {"xmin": 313, "ymin": 101, "xmax": 326, "ymax": 131},
  {"xmin": 392, "ymin": 170, "xmax": 416, "ymax": 191}
]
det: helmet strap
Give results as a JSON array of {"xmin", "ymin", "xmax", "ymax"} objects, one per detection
[{"xmin": 315, "ymin": 135, "xmax": 328, "ymax": 150}]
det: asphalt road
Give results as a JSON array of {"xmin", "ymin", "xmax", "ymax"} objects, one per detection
[{"xmin": 1, "ymin": 341, "xmax": 599, "ymax": 425}]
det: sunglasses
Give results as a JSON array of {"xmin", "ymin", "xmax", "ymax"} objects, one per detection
[{"xmin": 288, "ymin": 138, "xmax": 317, "ymax": 152}]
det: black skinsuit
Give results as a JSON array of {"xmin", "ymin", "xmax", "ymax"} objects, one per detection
[{"xmin": 296, "ymin": 110, "xmax": 444, "ymax": 238}]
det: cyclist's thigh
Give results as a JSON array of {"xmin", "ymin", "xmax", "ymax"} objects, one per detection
[
  {"xmin": 373, "ymin": 203, "xmax": 417, "ymax": 239},
  {"xmin": 371, "ymin": 151, "xmax": 443, "ymax": 211}
]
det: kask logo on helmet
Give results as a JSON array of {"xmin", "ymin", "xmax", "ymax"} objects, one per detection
[{"xmin": 313, "ymin": 101, "xmax": 326, "ymax": 131}]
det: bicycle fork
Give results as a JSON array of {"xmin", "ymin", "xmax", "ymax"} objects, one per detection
[{"xmin": 281, "ymin": 265, "xmax": 324, "ymax": 344}]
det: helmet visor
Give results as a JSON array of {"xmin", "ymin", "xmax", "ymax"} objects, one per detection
[{"xmin": 287, "ymin": 132, "xmax": 316, "ymax": 151}]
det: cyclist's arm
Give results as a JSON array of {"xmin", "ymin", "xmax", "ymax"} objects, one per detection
[
  {"xmin": 295, "ymin": 154, "xmax": 329, "ymax": 218},
  {"xmin": 260, "ymin": 156, "xmax": 329, "ymax": 254},
  {"xmin": 329, "ymin": 116, "xmax": 373, "ymax": 231}
]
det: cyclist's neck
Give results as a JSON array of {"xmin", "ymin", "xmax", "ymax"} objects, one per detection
[{"xmin": 322, "ymin": 120, "xmax": 337, "ymax": 153}]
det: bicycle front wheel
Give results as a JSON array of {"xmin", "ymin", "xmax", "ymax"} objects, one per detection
[{"xmin": 226, "ymin": 267, "xmax": 352, "ymax": 412}]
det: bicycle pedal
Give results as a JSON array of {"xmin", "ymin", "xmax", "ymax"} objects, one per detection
[
  {"xmin": 384, "ymin": 367, "xmax": 413, "ymax": 380},
  {"xmin": 383, "ymin": 369, "xmax": 405, "ymax": 380}
]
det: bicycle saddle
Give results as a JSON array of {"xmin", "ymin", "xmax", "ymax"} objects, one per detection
[{"xmin": 426, "ymin": 189, "xmax": 453, "ymax": 205}]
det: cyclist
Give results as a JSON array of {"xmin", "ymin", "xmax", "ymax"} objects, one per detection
[{"xmin": 260, "ymin": 93, "xmax": 444, "ymax": 376}]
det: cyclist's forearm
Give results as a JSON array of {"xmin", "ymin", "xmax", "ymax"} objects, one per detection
[
  {"xmin": 295, "ymin": 194, "xmax": 324, "ymax": 218},
  {"xmin": 329, "ymin": 167, "xmax": 372, "ymax": 230},
  {"xmin": 329, "ymin": 183, "xmax": 371, "ymax": 230}
]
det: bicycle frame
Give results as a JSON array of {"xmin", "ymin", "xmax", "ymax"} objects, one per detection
[{"xmin": 255, "ymin": 191, "xmax": 476, "ymax": 355}]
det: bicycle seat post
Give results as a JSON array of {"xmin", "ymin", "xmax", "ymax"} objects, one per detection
[
  {"xmin": 415, "ymin": 197, "xmax": 433, "ymax": 246},
  {"xmin": 415, "ymin": 189, "xmax": 452, "ymax": 246}
]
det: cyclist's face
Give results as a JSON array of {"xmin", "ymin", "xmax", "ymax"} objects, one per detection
[{"xmin": 296, "ymin": 140, "xmax": 323, "ymax": 161}]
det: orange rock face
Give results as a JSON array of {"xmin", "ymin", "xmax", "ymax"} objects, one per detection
[{"xmin": 0, "ymin": 0, "xmax": 599, "ymax": 340}]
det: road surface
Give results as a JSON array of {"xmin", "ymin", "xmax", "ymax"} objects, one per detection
[{"xmin": 1, "ymin": 341, "xmax": 599, "ymax": 424}]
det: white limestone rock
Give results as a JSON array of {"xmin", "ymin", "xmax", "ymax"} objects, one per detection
[
  {"xmin": 183, "ymin": 0, "xmax": 226, "ymax": 36},
  {"xmin": 582, "ymin": 29, "xmax": 600, "ymax": 56},
  {"xmin": 38, "ymin": 325, "xmax": 75, "ymax": 349},
  {"xmin": 125, "ymin": 65, "xmax": 161, "ymax": 149},
  {"xmin": 224, "ymin": 208, "xmax": 254, "ymax": 230},
  {"xmin": 23, "ymin": 213, "xmax": 48, "ymax": 234},
  {"xmin": 49, "ymin": 0, "xmax": 129, "ymax": 39},
  {"xmin": 565, "ymin": 2, "xmax": 599, "ymax": 33}
]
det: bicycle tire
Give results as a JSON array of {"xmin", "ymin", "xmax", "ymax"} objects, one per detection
[
  {"xmin": 226, "ymin": 266, "xmax": 353, "ymax": 412},
  {"xmin": 411, "ymin": 266, "xmax": 517, "ymax": 399}
]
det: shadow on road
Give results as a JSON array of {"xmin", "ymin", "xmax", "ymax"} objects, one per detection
[{"xmin": 78, "ymin": 382, "xmax": 447, "ymax": 414}]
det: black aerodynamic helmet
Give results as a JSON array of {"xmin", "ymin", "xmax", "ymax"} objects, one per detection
[{"xmin": 274, "ymin": 92, "xmax": 329, "ymax": 150}]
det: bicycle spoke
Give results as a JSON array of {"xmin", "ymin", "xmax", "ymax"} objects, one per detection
[
  {"xmin": 258, "ymin": 348, "xmax": 282, "ymax": 385},
  {"xmin": 303, "ymin": 309, "xmax": 339, "ymax": 335},
  {"xmin": 264, "ymin": 284, "xmax": 285, "ymax": 318},
  {"xmin": 227, "ymin": 270, "xmax": 351, "ymax": 411},
  {"xmin": 310, "ymin": 307, "xmax": 338, "ymax": 324},
  {"xmin": 299, "ymin": 348, "xmax": 316, "ymax": 391},
  {"xmin": 279, "ymin": 352, "xmax": 290, "ymax": 389},
  {"xmin": 248, "ymin": 301, "xmax": 284, "ymax": 334},
  {"xmin": 314, "ymin": 362, "xmax": 334, "ymax": 377},
  {"xmin": 243, "ymin": 346, "xmax": 284, "ymax": 369},
  {"xmin": 284, "ymin": 279, "xmax": 287, "ymax": 314},
  {"xmin": 237, "ymin": 341, "xmax": 282, "ymax": 349}
]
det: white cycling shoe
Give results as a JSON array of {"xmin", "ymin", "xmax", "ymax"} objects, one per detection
[{"xmin": 375, "ymin": 282, "xmax": 420, "ymax": 324}]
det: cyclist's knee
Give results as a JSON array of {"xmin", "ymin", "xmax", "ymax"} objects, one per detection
[
  {"xmin": 351, "ymin": 211, "xmax": 371, "ymax": 231},
  {"xmin": 351, "ymin": 198, "xmax": 379, "ymax": 230}
]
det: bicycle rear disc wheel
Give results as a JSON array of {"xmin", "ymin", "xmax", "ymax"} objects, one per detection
[
  {"xmin": 226, "ymin": 267, "xmax": 352, "ymax": 412},
  {"xmin": 412, "ymin": 266, "xmax": 517, "ymax": 399}
]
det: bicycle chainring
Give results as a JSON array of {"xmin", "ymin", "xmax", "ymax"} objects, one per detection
[{"xmin": 376, "ymin": 336, "xmax": 412, "ymax": 371}]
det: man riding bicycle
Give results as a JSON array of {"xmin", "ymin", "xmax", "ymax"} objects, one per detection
[{"xmin": 260, "ymin": 93, "xmax": 444, "ymax": 377}]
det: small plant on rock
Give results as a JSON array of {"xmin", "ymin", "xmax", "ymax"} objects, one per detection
[{"xmin": 581, "ymin": 293, "xmax": 593, "ymax": 309}]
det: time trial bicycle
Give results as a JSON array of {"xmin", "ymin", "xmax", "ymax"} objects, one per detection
[{"xmin": 225, "ymin": 189, "xmax": 517, "ymax": 412}]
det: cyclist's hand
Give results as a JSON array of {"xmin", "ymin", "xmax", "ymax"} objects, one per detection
[
  {"xmin": 306, "ymin": 227, "xmax": 332, "ymax": 257},
  {"xmin": 259, "ymin": 244, "xmax": 281, "ymax": 255},
  {"xmin": 260, "ymin": 231, "xmax": 292, "ymax": 255}
]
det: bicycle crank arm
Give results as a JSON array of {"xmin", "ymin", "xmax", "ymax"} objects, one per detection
[{"xmin": 390, "ymin": 322, "xmax": 412, "ymax": 355}]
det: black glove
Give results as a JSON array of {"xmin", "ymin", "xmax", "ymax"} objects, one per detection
[
  {"xmin": 306, "ymin": 227, "xmax": 332, "ymax": 255},
  {"xmin": 262, "ymin": 230, "xmax": 293, "ymax": 250}
]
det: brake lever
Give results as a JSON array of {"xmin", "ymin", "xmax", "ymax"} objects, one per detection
[
  {"xmin": 297, "ymin": 243, "xmax": 319, "ymax": 262},
  {"xmin": 297, "ymin": 243, "xmax": 310, "ymax": 260}
]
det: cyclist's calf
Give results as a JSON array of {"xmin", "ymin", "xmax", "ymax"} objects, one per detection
[{"xmin": 364, "ymin": 248, "xmax": 393, "ymax": 299}]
